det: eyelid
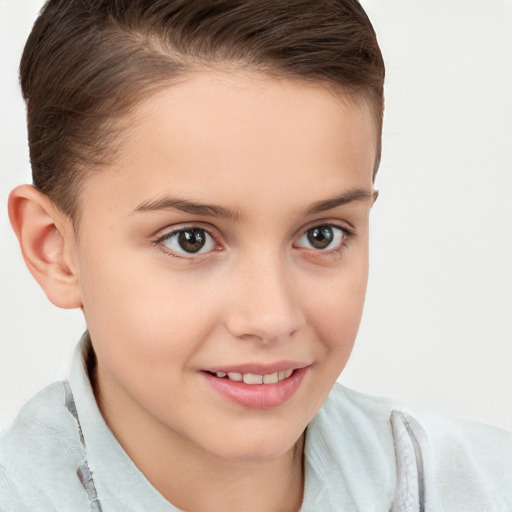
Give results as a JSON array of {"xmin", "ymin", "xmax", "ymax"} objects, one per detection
[{"xmin": 152, "ymin": 220, "xmax": 220, "ymax": 238}]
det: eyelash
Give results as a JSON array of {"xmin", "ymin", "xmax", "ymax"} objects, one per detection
[{"xmin": 152, "ymin": 222, "xmax": 354, "ymax": 261}]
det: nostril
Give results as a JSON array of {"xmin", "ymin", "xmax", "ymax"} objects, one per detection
[{"xmin": 227, "ymin": 323, "xmax": 300, "ymax": 343}]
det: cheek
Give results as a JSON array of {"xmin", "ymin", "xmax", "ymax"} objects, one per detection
[
  {"xmin": 78, "ymin": 249, "xmax": 219, "ymax": 375},
  {"xmin": 307, "ymin": 257, "xmax": 368, "ymax": 353}
]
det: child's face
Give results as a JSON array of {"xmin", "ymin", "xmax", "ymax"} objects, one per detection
[{"xmin": 71, "ymin": 71, "xmax": 376, "ymax": 461}]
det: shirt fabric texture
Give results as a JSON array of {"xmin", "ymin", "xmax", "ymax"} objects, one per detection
[{"xmin": 1, "ymin": 334, "xmax": 511, "ymax": 511}]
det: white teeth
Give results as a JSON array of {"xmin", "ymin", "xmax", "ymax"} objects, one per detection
[
  {"xmin": 214, "ymin": 369, "xmax": 295, "ymax": 384},
  {"xmin": 263, "ymin": 372, "xmax": 279, "ymax": 384},
  {"xmin": 243, "ymin": 373, "xmax": 263, "ymax": 385}
]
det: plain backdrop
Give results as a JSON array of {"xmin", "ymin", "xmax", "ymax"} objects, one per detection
[{"xmin": 1, "ymin": 0, "xmax": 511, "ymax": 432}]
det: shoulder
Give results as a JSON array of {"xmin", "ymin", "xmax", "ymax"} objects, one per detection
[
  {"xmin": 0, "ymin": 381, "xmax": 89, "ymax": 511},
  {"xmin": 0, "ymin": 381, "xmax": 81, "ymax": 465},
  {"xmin": 319, "ymin": 383, "xmax": 512, "ymax": 511}
]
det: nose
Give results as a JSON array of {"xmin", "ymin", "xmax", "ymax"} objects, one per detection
[{"xmin": 223, "ymin": 252, "xmax": 305, "ymax": 343}]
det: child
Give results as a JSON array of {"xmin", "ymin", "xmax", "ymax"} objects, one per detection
[{"xmin": 1, "ymin": 1, "xmax": 510, "ymax": 511}]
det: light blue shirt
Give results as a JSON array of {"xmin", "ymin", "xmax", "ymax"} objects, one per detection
[{"xmin": 1, "ymin": 334, "xmax": 511, "ymax": 511}]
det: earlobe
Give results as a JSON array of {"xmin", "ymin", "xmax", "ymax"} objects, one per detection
[{"xmin": 8, "ymin": 185, "xmax": 82, "ymax": 309}]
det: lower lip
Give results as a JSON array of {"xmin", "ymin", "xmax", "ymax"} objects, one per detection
[{"xmin": 200, "ymin": 367, "xmax": 308, "ymax": 409}]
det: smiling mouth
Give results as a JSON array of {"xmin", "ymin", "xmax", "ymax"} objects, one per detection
[
  {"xmin": 201, "ymin": 366, "xmax": 307, "ymax": 409},
  {"xmin": 205, "ymin": 369, "xmax": 295, "ymax": 385}
]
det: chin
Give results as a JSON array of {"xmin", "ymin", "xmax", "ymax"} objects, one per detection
[{"xmin": 205, "ymin": 423, "xmax": 305, "ymax": 462}]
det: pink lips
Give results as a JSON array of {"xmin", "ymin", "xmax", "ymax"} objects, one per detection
[{"xmin": 200, "ymin": 364, "xmax": 308, "ymax": 410}]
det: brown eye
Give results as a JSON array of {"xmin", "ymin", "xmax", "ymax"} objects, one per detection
[
  {"xmin": 307, "ymin": 226, "xmax": 334, "ymax": 249},
  {"xmin": 178, "ymin": 229, "xmax": 206, "ymax": 253},
  {"xmin": 296, "ymin": 225, "xmax": 345, "ymax": 251},
  {"xmin": 162, "ymin": 228, "xmax": 216, "ymax": 254}
]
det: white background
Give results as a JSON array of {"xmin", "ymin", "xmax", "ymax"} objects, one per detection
[{"xmin": 1, "ymin": 1, "xmax": 511, "ymax": 431}]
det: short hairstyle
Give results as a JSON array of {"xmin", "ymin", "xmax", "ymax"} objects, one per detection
[{"xmin": 20, "ymin": 0, "xmax": 385, "ymax": 224}]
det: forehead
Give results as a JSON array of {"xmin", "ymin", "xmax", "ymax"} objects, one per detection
[{"xmin": 78, "ymin": 71, "xmax": 377, "ymax": 221}]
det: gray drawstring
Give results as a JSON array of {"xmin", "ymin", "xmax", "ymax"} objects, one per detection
[
  {"xmin": 64, "ymin": 381, "xmax": 103, "ymax": 512},
  {"xmin": 390, "ymin": 410, "xmax": 441, "ymax": 512}
]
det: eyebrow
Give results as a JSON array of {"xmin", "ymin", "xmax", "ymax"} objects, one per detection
[
  {"xmin": 133, "ymin": 197, "xmax": 242, "ymax": 221},
  {"xmin": 304, "ymin": 187, "xmax": 376, "ymax": 215}
]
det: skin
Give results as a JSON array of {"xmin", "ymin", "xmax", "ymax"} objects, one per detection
[{"xmin": 9, "ymin": 70, "xmax": 377, "ymax": 512}]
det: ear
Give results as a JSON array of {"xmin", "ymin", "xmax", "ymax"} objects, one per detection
[{"xmin": 8, "ymin": 185, "xmax": 82, "ymax": 309}]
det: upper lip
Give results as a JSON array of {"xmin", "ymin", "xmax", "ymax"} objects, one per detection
[{"xmin": 202, "ymin": 361, "xmax": 310, "ymax": 375}]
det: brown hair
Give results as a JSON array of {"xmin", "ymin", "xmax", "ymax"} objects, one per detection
[{"xmin": 20, "ymin": 0, "xmax": 385, "ymax": 224}]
